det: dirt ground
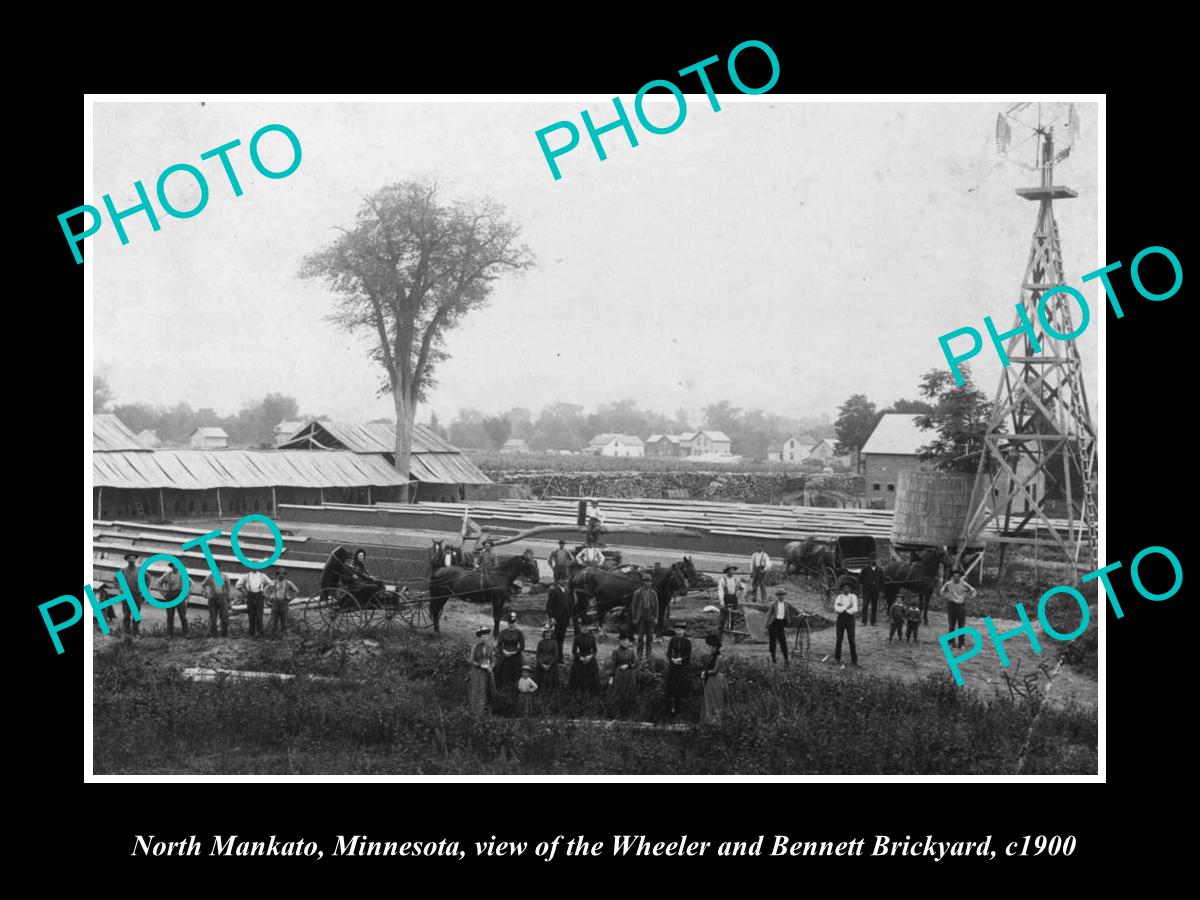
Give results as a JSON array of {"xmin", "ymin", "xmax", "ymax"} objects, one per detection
[{"xmin": 99, "ymin": 573, "xmax": 1095, "ymax": 712}]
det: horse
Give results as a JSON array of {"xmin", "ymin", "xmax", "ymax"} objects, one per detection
[
  {"xmin": 882, "ymin": 547, "xmax": 948, "ymax": 624},
  {"xmin": 568, "ymin": 558, "xmax": 696, "ymax": 635},
  {"xmin": 783, "ymin": 538, "xmax": 835, "ymax": 577},
  {"xmin": 429, "ymin": 538, "xmax": 465, "ymax": 577},
  {"xmin": 429, "ymin": 549, "xmax": 541, "ymax": 636}
]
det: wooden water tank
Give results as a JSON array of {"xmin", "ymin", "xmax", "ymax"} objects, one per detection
[{"xmin": 892, "ymin": 471, "xmax": 975, "ymax": 547}]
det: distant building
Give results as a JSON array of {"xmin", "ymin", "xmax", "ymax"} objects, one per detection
[
  {"xmin": 584, "ymin": 434, "xmax": 645, "ymax": 458},
  {"xmin": 500, "ymin": 438, "xmax": 530, "ymax": 454},
  {"xmin": 189, "ymin": 427, "xmax": 229, "ymax": 449},
  {"xmin": 273, "ymin": 420, "xmax": 306, "ymax": 447},
  {"xmin": 682, "ymin": 430, "xmax": 731, "ymax": 456},
  {"xmin": 768, "ymin": 433, "xmax": 818, "ymax": 462},
  {"xmin": 809, "ymin": 438, "xmax": 838, "ymax": 462},
  {"xmin": 645, "ymin": 434, "xmax": 685, "ymax": 458},
  {"xmin": 860, "ymin": 415, "xmax": 932, "ymax": 509},
  {"xmin": 135, "ymin": 428, "xmax": 160, "ymax": 448}
]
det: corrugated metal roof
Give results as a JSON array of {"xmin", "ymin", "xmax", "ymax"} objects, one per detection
[
  {"xmin": 280, "ymin": 419, "xmax": 459, "ymax": 454},
  {"xmin": 94, "ymin": 414, "xmax": 151, "ymax": 452},
  {"xmin": 861, "ymin": 414, "xmax": 930, "ymax": 456},
  {"xmin": 277, "ymin": 419, "xmax": 491, "ymax": 484},
  {"xmin": 93, "ymin": 449, "xmax": 410, "ymax": 490}
]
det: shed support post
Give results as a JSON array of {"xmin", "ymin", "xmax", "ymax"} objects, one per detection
[
  {"xmin": 271, "ymin": 486, "xmax": 277, "ymax": 518},
  {"xmin": 97, "ymin": 486, "xmax": 103, "ymax": 520},
  {"xmin": 159, "ymin": 489, "xmax": 165, "ymax": 521},
  {"xmin": 216, "ymin": 487, "xmax": 222, "ymax": 520}
]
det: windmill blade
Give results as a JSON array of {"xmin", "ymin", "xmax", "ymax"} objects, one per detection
[{"xmin": 996, "ymin": 113, "xmax": 1012, "ymax": 155}]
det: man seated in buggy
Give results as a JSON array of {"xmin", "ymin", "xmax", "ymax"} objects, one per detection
[{"xmin": 321, "ymin": 546, "xmax": 386, "ymax": 607}]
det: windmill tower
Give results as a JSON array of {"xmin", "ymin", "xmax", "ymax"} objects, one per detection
[{"xmin": 958, "ymin": 103, "xmax": 1097, "ymax": 576}]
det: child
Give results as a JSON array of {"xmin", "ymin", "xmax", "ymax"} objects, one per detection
[
  {"xmin": 905, "ymin": 601, "xmax": 922, "ymax": 642},
  {"xmin": 888, "ymin": 599, "xmax": 906, "ymax": 642},
  {"xmin": 517, "ymin": 663, "xmax": 539, "ymax": 716}
]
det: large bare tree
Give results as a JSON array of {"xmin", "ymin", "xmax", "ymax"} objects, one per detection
[{"xmin": 299, "ymin": 180, "xmax": 534, "ymax": 492}]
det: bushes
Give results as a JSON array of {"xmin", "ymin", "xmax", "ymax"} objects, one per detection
[{"xmin": 93, "ymin": 636, "xmax": 1096, "ymax": 775}]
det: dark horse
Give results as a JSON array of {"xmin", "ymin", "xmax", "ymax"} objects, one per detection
[
  {"xmin": 429, "ymin": 538, "xmax": 465, "ymax": 577},
  {"xmin": 568, "ymin": 558, "xmax": 696, "ymax": 635},
  {"xmin": 429, "ymin": 549, "xmax": 541, "ymax": 636},
  {"xmin": 883, "ymin": 548, "xmax": 948, "ymax": 624},
  {"xmin": 783, "ymin": 538, "xmax": 833, "ymax": 577}
]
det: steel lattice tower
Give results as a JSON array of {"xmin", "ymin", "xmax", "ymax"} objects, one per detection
[{"xmin": 959, "ymin": 108, "xmax": 1098, "ymax": 576}]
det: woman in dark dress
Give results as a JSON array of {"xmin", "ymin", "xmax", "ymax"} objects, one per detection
[
  {"xmin": 569, "ymin": 627, "xmax": 601, "ymax": 693},
  {"xmin": 494, "ymin": 609, "xmax": 525, "ymax": 692},
  {"xmin": 663, "ymin": 621, "xmax": 693, "ymax": 715},
  {"xmin": 607, "ymin": 633, "xmax": 638, "ymax": 718},
  {"xmin": 533, "ymin": 626, "xmax": 560, "ymax": 694}
]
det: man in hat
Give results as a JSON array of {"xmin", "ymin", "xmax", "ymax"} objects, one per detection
[
  {"xmin": 749, "ymin": 545, "xmax": 772, "ymax": 604},
  {"xmin": 548, "ymin": 540, "xmax": 574, "ymax": 582},
  {"xmin": 716, "ymin": 565, "xmax": 742, "ymax": 634},
  {"xmin": 268, "ymin": 568, "xmax": 299, "ymax": 635},
  {"xmin": 832, "ymin": 581, "xmax": 860, "ymax": 667},
  {"xmin": 475, "ymin": 539, "xmax": 496, "ymax": 570},
  {"xmin": 203, "ymin": 570, "xmax": 234, "ymax": 638},
  {"xmin": 241, "ymin": 568, "xmax": 273, "ymax": 639},
  {"xmin": 534, "ymin": 625, "xmax": 560, "ymax": 693},
  {"xmin": 494, "ymin": 608, "xmax": 525, "ymax": 691},
  {"xmin": 663, "ymin": 621, "xmax": 692, "ymax": 715},
  {"xmin": 544, "ymin": 572, "xmax": 572, "ymax": 660},
  {"xmin": 860, "ymin": 557, "xmax": 884, "ymax": 625},
  {"xmin": 764, "ymin": 588, "xmax": 794, "ymax": 665},
  {"xmin": 940, "ymin": 568, "xmax": 976, "ymax": 648},
  {"xmin": 153, "ymin": 565, "xmax": 188, "ymax": 638},
  {"xmin": 120, "ymin": 554, "xmax": 141, "ymax": 635},
  {"xmin": 629, "ymin": 571, "xmax": 660, "ymax": 663}
]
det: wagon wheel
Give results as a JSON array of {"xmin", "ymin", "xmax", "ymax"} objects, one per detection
[
  {"xmin": 372, "ymin": 589, "xmax": 403, "ymax": 633},
  {"xmin": 400, "ymin": 592, "xmax": 434, "ymax": 630},
  {"xmin": 319, "ymin": 587, "xmax": 371, "ymax": 633},
  {"xmin": 819, "ymin": 566, "xmax": 838, "ymax": 606},
  {"xmin": 299, "ymin": 594, "xmax": 327, "ymax": 632}
]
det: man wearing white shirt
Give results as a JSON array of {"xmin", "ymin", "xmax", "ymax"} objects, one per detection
[
  {"xmin": 749, "ymin": 545, "xmax": 772, "ymax": 604},
  {"xmin": 716, "ymin": 565, "xmax": 742, "ymax": 634},
  {"xmin": 832, "ymin": 583, "xmax": 860, "ymax": 666},
  {"xmin": 576, "ymin": 542, "xmax": 606, "ymax": 568},
  {"xmin": 241, "ymin": 569, "xmax": 272, "ymax": 639}
]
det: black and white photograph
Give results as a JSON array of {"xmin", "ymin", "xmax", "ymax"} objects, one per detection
[{"xmin": 87, "ymin": 96, "xmax": 1101, "ymax": 776}]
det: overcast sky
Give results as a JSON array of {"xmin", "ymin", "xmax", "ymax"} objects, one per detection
[{"xmin": 92, "ymin": 100, "xmax": 1099, "ymax": 426}]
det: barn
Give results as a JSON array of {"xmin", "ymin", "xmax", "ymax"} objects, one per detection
[
  {"xmin": 278, "ymin": 419, "xmax": 491, "ymax": 503},
  {"xmin": 93, "ymin": 414, "xmax": 411, "ymax": 520},
  {"xmin": 860, "ymin": 414, "xmax": 931, "ymax": 510}
]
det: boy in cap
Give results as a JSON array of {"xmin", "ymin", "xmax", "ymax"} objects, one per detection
[
  {"xmin": 268, "ymin": 568, "xmax": 299, "ymax": 634},
  {"xmin": 517, "ymin": 663, "xmax": 539, "ymax": 716},
  {"xmin": 764, "ymin": 588, "xmax": 793, "ymax": 665},
  {"xmin": 888, "ymin": 597, "xmax": 906, "ymax": 642},
  {"xmin": 629, "ymin": 571, "xmax": 660, "ymax": 663},
  {"xmin": 905, "ymin": 598, "xmax": 922, "ymax": 643}
]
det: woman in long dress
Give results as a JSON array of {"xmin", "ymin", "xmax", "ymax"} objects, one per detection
[
  {"xmin": 607, "ymin": 633, "xmax": 638, "ymax": 718},
  {"xmin": 467, "ymin": 627, "xmax": 496, "ymax": 712},
  {"xmin": 663, "ymin": 621, "xmax": 693, "ymax": 716},
  {"xmin": 569, "ymin": 628, "xmax": 601, "ymax": 693},
  {"xmin": 701, "ymin": 633, "xmax": 729, "ymax": 723}
]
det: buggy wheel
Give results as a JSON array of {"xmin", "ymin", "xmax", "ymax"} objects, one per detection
[
  {"xmin": 819, "ymin": 567, "xmax": 837, "ymax": 606},
  {"xmin": 319, "ymin": 587, "xmax": 359, "ymax": 633},
  {"xmin": 401, "ymin": 594, "xmax": 434, "ymax": 629},
  {"xmin": 371, "ymin": 589, "xmax": 402, "ymax": 633},
  {"xmin": 792, "ymin": 617, "xmax": 811, "ymax": 657}
]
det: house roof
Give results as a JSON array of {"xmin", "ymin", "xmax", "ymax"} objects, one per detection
[
  {"xmin": 274, "ymin": 419, "xmax": 305, "ymax": 435},
  {"xmin": 94, "ymin": 414, "xmax": 151, "ymax": 452},
  {"xmin": 191, "ymin": 426, "xmax": 229, "ymax": 438},
  {"xmin": 586, "ymin": 433, "xmax": 644, "ymax": 447},
  {"xmin": 691, "ymin": 430, "xmax": 731, "ymax": 443},
  {"xmin": 277, "ymin": 419, "xmax": 491, "ymax": 484},
  {"xmin": 861, "ymin": 414, "xmax": 929, "ymax": 456},
  {"xmin": 93, "ymin": 449, "xmax": 410, "ymax": 490},
  {"xmin": 501, "ymin": 438, "xmax": 529, "ymax": 449},
  {"xmin": 784, "ymin": 433, "xmax": 818, "ymax": 446}
]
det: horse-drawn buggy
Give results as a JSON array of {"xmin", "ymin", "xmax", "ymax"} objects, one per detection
[
  {"xmin": 299, "ymin": 546, "xmax": 435, "ymax": 634},
  {"xmin": 784, "ymin": 535, "xmax": 879, "ymax": 601}
]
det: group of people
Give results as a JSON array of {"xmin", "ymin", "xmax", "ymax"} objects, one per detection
[
  {"xmin": 98, "ymin": 551, "xmax": 301, "ymax": 640},
  {"xmin": 466, "ymin": 571, "xmax": 732, "ymax": 722}
]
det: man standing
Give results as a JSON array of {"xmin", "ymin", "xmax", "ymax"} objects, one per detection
[
  {"xmin": 548, "ymin": 540, "xmax": 574, "ymax": 581},
  {"xmin": 153, "ymin": 566, "xmax": 188, "ymax": 638},
  {"xmin": 585, "ymin": 499, "xmax": 605, "ymax": 544},
  {"xmin": 716, "ymin": 565, "xmax": 741, "ymax": 634},
  {"xmin": 545, "ymin": 573, "xmax": 571, "ymax": 661},
  {"xmin": 204, "ymin": 571, "xmax": 233, "ymax": 638},
  {"xmin": 860, "ymin": 558, "xmax": 884, "ymax": 626},
  {"xmin": 475, "ymin": 540, "xmax": 496, "ymax": 570},
  {"xmin": 832, "ymin": 582, "xmax": 860, "ymax": 667},
  {"xmin": 119, "ymin": 554, "xmax": 142, "ymax": 636},
  {"xmin": 764, "ymin": 588, "xmax": 793, "ymax": 666},
  {"xmin": 749, "ymin": 545, "xmax": 772, "ymax": 604},
  {"xmin": 576, "ymin": 541, "xmax": 605, "ymax": 569},
  {"xmin": 241, "ymin": 568, "xmax": 272, "ymax": 639},
  {"xmin": 941, "ymin": 568, "xmax": 976, "ymax": 650},
  {"xmin": 268, "ymin": 568, "xmax": 299, "ymax": 635},
  {"xmin": 629, "ymin": 571, "xmax": 660, "ymax": 663}
]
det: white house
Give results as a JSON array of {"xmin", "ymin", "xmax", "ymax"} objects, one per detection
[
  {"xmin": 682, "ymin": 430, "xmax": 732, "ymax": 456},
  {"xmin": 500, "ymin": 438, "xmax": 530, "ymax": 454},
  {"xmin": 189, "ymin": 426, "xmax": 229, "ymax": 449},
  {"xmin": 135, "ymin": 428, "xmax": 160, "ymax": 448},
  {"xmin": 769, "ymin": 434, "xmax": 818, "ymax": 462},
  {"xmin": 273, "ymin": 420, "xmax": 305, "ymax": 447},
  {"xmin": 584, "ymin": 434, "xmax": 645, "ymax": 457},
  {"xmin": 809, "ymin": 438, "xmax": 839, "ymax": 462}
]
